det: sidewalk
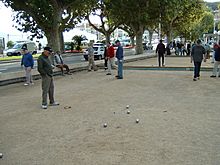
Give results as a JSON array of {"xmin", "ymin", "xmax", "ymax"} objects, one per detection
[
  {"xmin": 1, "ymin": 54, "xmax": 220, "ymax": 164},
  {"xmin": 0, "ymin": 52, "xmax": 155, "ymax": 86}
]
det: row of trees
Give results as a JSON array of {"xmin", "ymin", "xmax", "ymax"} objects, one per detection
[{"xmin": 0, "ymin": 0, "xmax": 214, "ymax": 54}]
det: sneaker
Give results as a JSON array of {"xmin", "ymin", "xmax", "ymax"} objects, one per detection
[
  {"xmin": 106, "ymin": 73, "xmax": 111, "ymax": 75},
  {"xmin": 49, "ymin": 102, "xmax": 59, "ymax": 106},
  {"xmin": 41, "ymin": 105, "xmax": 48, "ymax": 109},
  {"xmin": 66, "ymin": 72, "xmax": 72, "ymax": 75},
  {"xmin": 210, "ymin": 75, "xmax": 216, "ymax": 78},
  {"xmin": 117, "ymin": 77, "xmax": 123, "ymax": 79},
  {"xmin": 24, "ymin": 83, "xmax": 29, "ymax": 86},
  {"xmin": 193, "ymin": 78, "xmax": 197, "ymax": 81}
]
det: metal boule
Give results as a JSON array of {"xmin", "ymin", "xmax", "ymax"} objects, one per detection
[{"xmin": 103, "ymin": 123, "xmax": 107, "ymax": 128}]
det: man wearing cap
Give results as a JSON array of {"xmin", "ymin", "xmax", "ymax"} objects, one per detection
[
  {"xmin": 37, "ymin": 47, "xmax": 59, "ymax": 109},
  {"xmin": 115, "ymin": 40, "xmax": 124, "ymax": 79},
  {"xmin": 21, "ymin": 44, "xmax": 34, "ymax": 86}
]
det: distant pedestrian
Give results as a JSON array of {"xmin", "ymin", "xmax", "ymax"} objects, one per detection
[
  {"xmin": 191, "ymin": 39, "xmax": 206, "ymax": 81},
  {"xmin": 87, "ymin": 43, "xmax": 98, "ymax": 71},
  {"xmin": 115, "ymin": 40, "xmax": 124, "ymax": 79},
  {"xmin": 166, "ymin": 42, "xmax": 171, "ymax": 55},
  {"xmin": 186, "ymin": 42, "xmax": 191, "ymax": 56},
  {"xmin": 106, "ymin": 42, "xmax": 115, "ymax": 75},
  {"xmin": 21, "ymin": 44, "xmax": 34, "ymax": 86},
  {"xmin": 204, "ymin": 43, "xmax": 211, "ymax": 59},
  {"xmin": 104, "ymin": 47, "xmax": 108, "ymax": 70},
  {"xmin": 37, "ymin": 47, "xmax": 59, "ymax": 109},
  {"xmin": 212, "ymin": 42, "xmax": 218, "ymax": 63},
  {"xmin": 210, "ymin": 41, "xmax": 220, "ymax": 78},
  {"xmin": 156, "ymin": 39, "xmax": 166, "ymax": 67},
  {"xmin": 54, "ymin": 51, "xmax": 71, "ymax": 75}
]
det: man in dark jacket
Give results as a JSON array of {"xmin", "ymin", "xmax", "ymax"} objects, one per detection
[
  {"xmin": 191, "ymin": 39, "xmax": 206, "ymax": 81},
  {"xmin": 156, "ymin": 39, "xmax": 166, "ymax": 67},
  {"xmin": 210, "ymin": 41, "xmax": 220, "ymax": 78},
  {"xmin": 37, "ymin": 47, "xmax": 59, "ymax": 109},
  {"xmin": 115, "ymin": 40, "xmax": 124, "ymax": 79}
]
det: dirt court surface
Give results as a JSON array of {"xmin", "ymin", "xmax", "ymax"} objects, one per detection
[{"xmin": 1, "ymin": 66, "xmax": 220, "ymax": 165}]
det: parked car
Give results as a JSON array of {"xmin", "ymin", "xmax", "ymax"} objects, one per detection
[
  {"xmin": 6, "ymin": 42, "xmax": 37, "ymax": 56},
  {"xmin": 83, "ymin": 45, "xmax": 105, "ymax": 61}
]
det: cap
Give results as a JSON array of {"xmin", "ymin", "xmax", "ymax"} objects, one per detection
[
  {"xmin": 21, "ymin": 44, "xmax": 28, "ymax": 50},
  {"xmin": 44, "ymin": 46, "xmax": 53, "ymax": 52}
]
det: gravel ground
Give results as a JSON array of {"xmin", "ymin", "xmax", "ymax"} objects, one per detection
[{"xmin": 0, "ymin": 63, "xmax": 220, "ymax": 165}]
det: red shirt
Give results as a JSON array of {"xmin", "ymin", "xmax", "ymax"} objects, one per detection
[{"xmin": 107, "ymin": 46, "xmax": 115, "ymax": 58}]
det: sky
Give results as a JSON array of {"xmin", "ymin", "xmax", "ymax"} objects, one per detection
[{"xmin": 1, "ymin": 0, "xmax": 220, "ymax": 44}]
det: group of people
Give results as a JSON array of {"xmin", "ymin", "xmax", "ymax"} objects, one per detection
[
  {"xmin": 21, "ymin": 38, "xmax": 220, "ymax": 109},
  {"xmin": 20, "ymin": 40, "xmax": 124, "ymax": 109},
  {"xmin": 156, "ymin": 38, "xmax": 220, "ymax": 81},
  {"xmin": 86, "ymin": 40, "xmax": 124, "ymax": 79}
]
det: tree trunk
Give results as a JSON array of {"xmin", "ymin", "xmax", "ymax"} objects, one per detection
[
  {"xmin": 135, "ymin": 31, "xmax": 143, "ymax": 54},
  {"xmin": 45, "ymin": 25, "xmax": 60, "ymax": 64},
  {"xmin": 148, "ymin": 30, "xmax": 153, "ymax": 44},
  {"xmin": 105, "ymin": 32, "xmax": 111, "ymax": 45},
  {"xmin": 130, "ymin": 36, "xmax": 135, "ymax": 47},
  {"xmin": 60, "ymin": 31, "xmax": 64, "ymax": 53}
]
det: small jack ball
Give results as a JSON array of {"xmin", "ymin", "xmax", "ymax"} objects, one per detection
[
  {"xmin": 136, "ymin": 119, "xmax": 139, "ymax": 123},
  {"xmin": 126, "ymin": 105, "xmax": 130, "ymax": 109},
  {"xmin": 0, "ymin": 153, "xmax": 3, "ymax": 159}
]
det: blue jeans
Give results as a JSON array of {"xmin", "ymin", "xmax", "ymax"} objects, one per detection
[
  {"xmin": 117, "ymin": 60, "xmax": 123, "ymax": 78},
  {"xmin": 194, "ymin": 61, "xmax": 202, "ymax": 78}
]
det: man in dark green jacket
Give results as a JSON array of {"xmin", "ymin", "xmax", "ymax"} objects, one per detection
[
  {"xmin": 191, "ymin": 39, "xmax": 206, "ymax": 81},
  {"xmin": 37, "ymin": 47, "xmax": 59, "ymax": 109}
]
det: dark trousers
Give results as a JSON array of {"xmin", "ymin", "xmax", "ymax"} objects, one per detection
[
  {"xmin": 56, "ymin": 64, "xmax": 70, "ymax": 74},
  {"xmin": 158, "ymin": 53, "xmax": 165, "ymax": 67},
  {"xmin": 193, "ymin": 61, "xmax": 202, "ymax": 78},
  {"xmin": 41, "ymin": 75, "xmax": 54, "ymax": 105},
  {"xmin": 104, "ymin": 58, "xmax": 108, "ymax": 69}
]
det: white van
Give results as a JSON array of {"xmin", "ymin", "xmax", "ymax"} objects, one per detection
[
  {"xmin": 6, "ymin": 41, "xmax": 37, "ymax": 56},
  {"xmin": 83, "ymin": 45, "xmax": 105, "ymax": 61}
]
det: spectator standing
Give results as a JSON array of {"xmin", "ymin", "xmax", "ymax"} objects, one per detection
[
  {"xmin": 156, "ymin": 39, "xmax": 166, "ymax": 67},
  {"xmin": 104, "ymin": 47, "xmax": 108, "ymax": 70},
  {"xmin": 87, "ymin": 43, "xmax": 98, "ymax": 71},
  {"xmin": 38, "ymin": 42, "xmax": 42, "ymax": 51},
  {"xmin": 186, "ymin": 42, "xmax": 191, "ymax": 56},
  {"xmin": 166, "ymin": 42, "xmax": 171, "ymax": 55},
  {"xmin": 106, "ymin": 42, "xmax": 115, "ymax": 75},
  {"xmin": 204, "ymin": 43, "xmax": 211, "ymax": 59},
  {"xmin": 37, "ymin": 47, "xmax": 59, "ymax": 109},
  {"xmin": 21, "ymin": 44, "xmax": 34, "ymax": 86},
  {"xmin": 54, "ymin": 51, "xmax": 71, "ymax": 75},
  {"xmin": 210, "ymin": 41, "xmax": 220, "ymax": 78},
  {"xmin": 115, "ymin": 40, "xmax": 124, "ymax": 79},
  {"xmin": 212, "ymin": 42, "xmax": 219, "ymax": 63},
  {"xmin": 191, "ymin": 39, "xmax": 206, "ymax": 81}
]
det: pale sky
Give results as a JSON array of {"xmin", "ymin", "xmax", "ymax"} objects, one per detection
[{"xmin": 0, "ymin": 0, "xmax": 220, "ymax": 43}]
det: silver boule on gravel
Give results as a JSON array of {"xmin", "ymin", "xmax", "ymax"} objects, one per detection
[
  {"xmin": 126, "ymin": 105, "xmax": 130, "ymax": 109},
  {"xmin": 136, "ymin": 119, "xmax": 140, "ymax": 123},
  {"xmin": 127, "ymin": 110, "xmax": 130, "ymax": 114},
  {"xmin": 0, "ymin": 153, "xmax": 3, "ymax": 159},
  {"xmin": 103, "ymin": 123, "xmax": 107, "ymax": 128}
]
